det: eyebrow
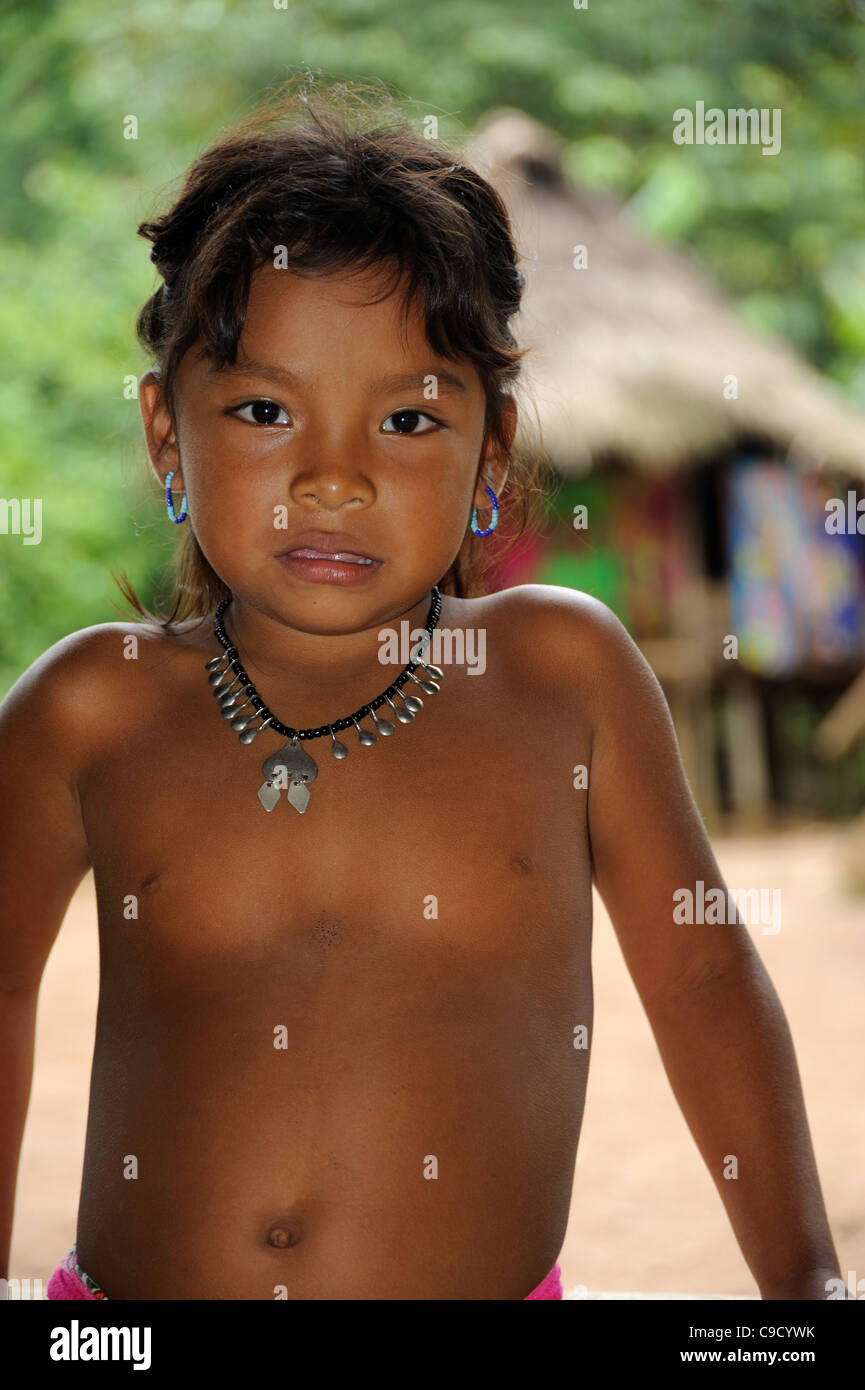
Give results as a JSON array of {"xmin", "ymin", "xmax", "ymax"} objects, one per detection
[{"xmin": 206, "ymin": 359, "xmax": 469, "ymax": 396}]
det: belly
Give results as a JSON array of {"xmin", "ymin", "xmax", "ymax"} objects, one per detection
[{"xmin": 76, "ymin": 901, "xmax": 592, "ymax": 1299}]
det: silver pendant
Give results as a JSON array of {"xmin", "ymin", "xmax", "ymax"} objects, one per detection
[
  {"xmin": 258, "ymin": 738, "xmax": 319, "ymax": 815},
  {"xmin": 208, "ymin": 587, "xmax": 444, "ymax": 816}
]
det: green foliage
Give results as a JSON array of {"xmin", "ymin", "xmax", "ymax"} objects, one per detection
[{"xmin": 2, "ymin": 0, "xmax": 864, "ymax": 688}]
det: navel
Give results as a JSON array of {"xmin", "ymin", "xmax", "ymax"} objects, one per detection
[
  {"xmin": 510, "ymin": 852, "xmax": 533, "ymax": 874},
  {"xmin": 265, "ymin": 1216, "xmax": 303, "ymax": 1250}
]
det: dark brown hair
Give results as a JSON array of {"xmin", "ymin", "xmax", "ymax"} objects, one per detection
[{"xmin": 114, "ymin": 72, "xmax": 554, "ymax": 627}]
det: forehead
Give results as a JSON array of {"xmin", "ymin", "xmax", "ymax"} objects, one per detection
[
  {"xmin": 180, "ymin": 262, "xmax": 479, "ymax": 397},
  {"xmin": 250, "ymin": 260, "xmax": 407, "ymax": 324},
  {"xmin": 216, "ymin": 264, "xmax": 426, "ymax": 361}
]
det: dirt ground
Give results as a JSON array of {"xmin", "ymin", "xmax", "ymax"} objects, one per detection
[{"xmin": 9, "ymin": 822, "xmax": 864, "ymax": 1299}]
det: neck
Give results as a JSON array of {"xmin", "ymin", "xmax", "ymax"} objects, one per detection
[{"xmin": 218, "ymin": 587, "xmax": 441, "ymax": 729}]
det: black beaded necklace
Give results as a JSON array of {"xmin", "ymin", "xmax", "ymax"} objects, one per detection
[{"xmin": 205, "ymin": 587, "xmax": 445, "ymax": 814}]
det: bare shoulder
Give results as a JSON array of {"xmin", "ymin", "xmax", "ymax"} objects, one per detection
[
  {"xmin": 481, "ymin": 583, "xmax": 641, "ymax": 704},
  {"xmin": 484, "ymin": 582, "xmax": 617, "ymax": 626},
  {"xmin": 0, "ymin": 618, "xmax": 205, "ymax": 782},
  {"xmin": 1, "ymin": 617, "xmax": 197, "ymax": 705}
]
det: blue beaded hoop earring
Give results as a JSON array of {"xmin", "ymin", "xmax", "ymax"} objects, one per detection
[
  {"xmin": 470, "ymin": 484, "xmax": 499, "ymax": 538},
  {"xmin": 165, "ymin": 470, "xmax": 188, "ymax": 524}
]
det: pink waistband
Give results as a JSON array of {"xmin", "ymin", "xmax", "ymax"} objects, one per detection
[
  {"xmin": 524, "ymin": 1261, "xmax": 563, "ymax": 1299},
  {"xmin": 47, "ymin": 1262, "xmax": 99, "ymax": 1300},
  {"xmin": 48, "ymin": 1251, "xmax": 564, "ymax": 1300}
]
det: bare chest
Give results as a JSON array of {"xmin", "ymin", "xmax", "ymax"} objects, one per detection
[{"xmin": 79, "ymin": 618, "xmax": 593, "ymax": 994}]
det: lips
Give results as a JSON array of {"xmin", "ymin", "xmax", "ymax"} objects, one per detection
[
  {"xmin": 276, "ymin": 530, "xmax": 380, "ymax": 563},
  {"xmin": 290, "ymin": 549, "xmax": 374, "ymax": 564}
]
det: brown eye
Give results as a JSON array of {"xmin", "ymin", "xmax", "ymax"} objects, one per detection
[
  {"xmin": 232, "ymin": 399, "xmax": 290, "ymax": 426},
  {"xmin": 382, "ymin": 409, "xmax": 441, "ymax": 435}
]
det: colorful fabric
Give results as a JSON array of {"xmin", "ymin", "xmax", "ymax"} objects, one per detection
[
  {"xmin": 727, "ymin": 458, "xmax": 865, "ymax": 674},
  {"xmin": 524, "ymin": 1262, "xmax": 563, "ymax": 1299},
  {"xmin": 47, "ymin": 1244, "xmax": 106, "ymax": 1300}
]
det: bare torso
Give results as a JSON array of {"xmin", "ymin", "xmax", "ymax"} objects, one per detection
[{"xmin": 73, "ymin": 587, "xmax": 593, "ymax": 1299}]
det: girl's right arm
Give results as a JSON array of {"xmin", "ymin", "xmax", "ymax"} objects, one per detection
[{"xmin": 0, "ymin": 629, "xmax": 102, "ymax": 1278}]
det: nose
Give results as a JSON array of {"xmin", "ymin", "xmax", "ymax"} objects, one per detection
[{"xmin": 289, "ymin": 459, "xmax": 375, "ymax": 511}]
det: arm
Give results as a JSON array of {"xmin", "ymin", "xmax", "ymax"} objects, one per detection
[
  {"xmin": 0, "ymin": 634, "xmax": 96, "ymax": 1277},
  {"xmin": 550, "ymin": 588, "xmax": 842, "ymax": 1299}
]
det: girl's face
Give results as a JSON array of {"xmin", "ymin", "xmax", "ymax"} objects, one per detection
[{"xmin": 139, "ymin": 262, "xmax": 514, "ymax": 635}]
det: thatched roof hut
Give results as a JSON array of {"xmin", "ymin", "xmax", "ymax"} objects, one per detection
[
  {"xmin": 465, "ymin": 109, "xmax": 865, "ymax": 481},
  {"xmin": 462, "ymin": 110, "xmax": 865, "ymax": 830}
]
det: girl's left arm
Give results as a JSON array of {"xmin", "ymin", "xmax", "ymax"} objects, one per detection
[{"xmin": 543, "ymin": 586, "xmax": 844, "ymax": 1300}]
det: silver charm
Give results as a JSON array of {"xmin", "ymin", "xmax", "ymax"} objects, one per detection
[
  {"xmin": 239, "ymin": 717, "xmax": 272, "ymax": 744},
  {"xmin": 412, "ymin": 637, "xmax": 443, "ymax": 681},
  {"xmin": 353, "ymin": 716, "xmax": 377, "ymax": 746},
  {"xmin": 385, "ymin": 693, "xmax": 413, "ymax": 724},
  {"xmin": 286, "ymin": 780, "xmax": 311, "ymax": 814},
  {"xmin": 329, "ymin": 729, "xmax": 349, "ymax": 759},
  {"xmin": 258, "ymin": 738, "xmax": 318, "ymax": 815},
  {"xmin": 258, "ymin": 781, "xmax": 282, "ymax": 812},
  {"xmin": 408, "ymin": 669, "xmax": 440, "ymax": 695}
]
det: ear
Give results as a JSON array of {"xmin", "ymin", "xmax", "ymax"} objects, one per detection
[
  {"xmin": 473, "ymin": 394, "xmax": 517, "ymax": 508},
  {"xmin": 138, "ymin": 369, "xmax": 182, "ymax": 490}
]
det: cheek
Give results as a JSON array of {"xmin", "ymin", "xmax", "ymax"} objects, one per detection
[
  {"xmin": 188, "ymin": 472, "xmax": 281, "ymax": 563},
  {"xmin": 409, "ymin": 487, "xmax": 473, "ymax": 559}
]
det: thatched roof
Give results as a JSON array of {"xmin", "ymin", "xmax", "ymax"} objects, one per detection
[{"xmin": 466, "ymin": 109, "xmax": 865, "ymax": 480}]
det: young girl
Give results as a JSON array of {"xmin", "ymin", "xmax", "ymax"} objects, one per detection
[{"xmin": 1, "ymin": 78, "xmax": 843, "ymax": 1301}]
